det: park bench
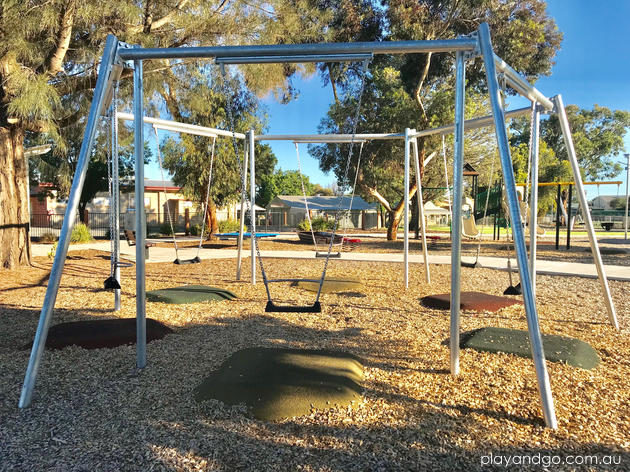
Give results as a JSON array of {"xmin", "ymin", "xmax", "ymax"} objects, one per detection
[{"xmin": 124, "ymin": 230, "xmax": 155, "ymax": 259}]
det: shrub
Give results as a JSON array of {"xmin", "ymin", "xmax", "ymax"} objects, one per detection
[
  {"xmin": 47, "ymin": 242, "xmax": 57, "ymax": 260},
  {"xmin": 159, "ymin": 222, "xmax": 175, "ymax": 236},
  {"xmin": 70, "ymin": 223, "xmax": 93, "ymax": 243},
  {"xmin": 40, "ymin": 232, "xmax": 58, "ymax": 243},
  {"xmin": 218, "ymin": 219, "xmax": 246, "ymax": 233},
  {"xmin": 298, "ymin": 216, "xmax": 332, "ymax": 231}
]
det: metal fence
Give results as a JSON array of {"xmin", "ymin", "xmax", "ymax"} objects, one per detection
[{"xmin": 30, "ymin": 211, "xmax": 208, "ymax": 239}]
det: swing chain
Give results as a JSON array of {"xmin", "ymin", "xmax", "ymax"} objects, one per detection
[{"xmin": 316, "ymin": 56, "xmax": 371, "ymax": 302}]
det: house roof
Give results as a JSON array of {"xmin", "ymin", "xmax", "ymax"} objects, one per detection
[
  {"xmin": 269, "ymin": 195, "xmax": 377, "ymax": 211},
  {"xmin": 424, "ymin": 201, "xmax": 450, "ymax": 214},
  {"xmin": 144, "ymin": 179, "xmax": 181, "ymax": 192}
]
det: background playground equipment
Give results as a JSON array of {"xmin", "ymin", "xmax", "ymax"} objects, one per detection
[
  {"xmin": 515, "ymin": 180, "xmax": 623, "ymax": 250},
  {"xmin": 19, "ymin": 24, "xmax": 620, "ymax": 430}
]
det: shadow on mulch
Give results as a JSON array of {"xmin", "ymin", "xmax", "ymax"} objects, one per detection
[{"xmin": 20, "ymin": 318, "xmax": 173, "ymax": 350}]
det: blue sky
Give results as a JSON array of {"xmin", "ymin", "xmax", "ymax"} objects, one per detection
[{"xmin": 147, "ymin": 0, "xmax": 630, "ymax": 200}]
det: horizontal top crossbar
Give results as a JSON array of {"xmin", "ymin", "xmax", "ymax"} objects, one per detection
[
  {"xmin": 215, "ymin": 53, "xmax": 373, "ymax": 64},
  {"xmin": 493, "ymin": 54, "xmax": 554, "ymax": 111},
  {"xmin": 516, "ymin": 181, "xmax": 623, "ymax": 187},
  {"xmin": 257, "ymin": 133, "xmax": 403, "ymax": 142},
  {"xmin": 410, "ymin": 107, "xmax": 530, "ymax": 138},
  {"xmin": 116, "ymin": 112, "xmax": 246, "ymax": 139},
  {"xmin": 116, "ymin": 38, "xmax": 478, "ymax": 61}
]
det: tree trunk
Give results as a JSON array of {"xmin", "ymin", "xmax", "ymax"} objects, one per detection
[
  {"xmin": 0, "ymin": 125, "xmax": 30, "ymax": 268},
  {"xmin": 205, "ymin": 201, "xmax": 219, "ymax": 239},
  {"xmin": 386, "ymin": 183, "xmax": 418, "ymax": 241}
]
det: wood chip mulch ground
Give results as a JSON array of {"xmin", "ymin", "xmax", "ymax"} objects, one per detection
[{"xmin": 0, "ymin": 249, "xmax": 629, "ymax": 471}]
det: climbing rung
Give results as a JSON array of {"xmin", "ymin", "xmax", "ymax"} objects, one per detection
[
  {"xmin": 174, "ymin": 256, "xmax": 201, "ymax": 265},
  {"xmin": 265, "ymin": 301, "xmax": 322, "ymax": 313},
  {"xmin": 267, "ymin": 278, "xmax": 322, "ymax": 284}
]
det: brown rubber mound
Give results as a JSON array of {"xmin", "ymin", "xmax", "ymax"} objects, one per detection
[
  {"xmin": 421, "ymin": 291, "xmax": 522, "ymax": 312},
  {"xmin": 38, "ymin": 318, "xmax": 173, "ymax": 350}
]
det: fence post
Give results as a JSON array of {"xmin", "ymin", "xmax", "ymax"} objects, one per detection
[{"xmin": 83, "ymin": 209, "xmax": 89, "ymax": 225}]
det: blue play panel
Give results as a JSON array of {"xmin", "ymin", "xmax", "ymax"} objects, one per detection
[{"xmin": 217, "ymin": 232, "xmax": 279, "ymax": 239}]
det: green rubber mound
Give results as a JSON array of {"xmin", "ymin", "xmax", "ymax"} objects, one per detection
[
  {"xmin": 194, "ymin": 347, "xmax": 364, "ymax": 421},
  {"xmin": 460, "ymin": 327, "xmax": 600, "ymax": 370},
  {"xmin": 295, "ymin": 278, "xmax": 363, "ymax": 294},
  {"xmin": 146, "ymin": 285, "xmax": 237, "ymax": 304}
]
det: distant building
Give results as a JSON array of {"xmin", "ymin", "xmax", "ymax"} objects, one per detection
[
  {"xmin": 590, "ymin": 195, "xmax": 623, "ymax": 211},
  {"xmin": 266, "ymin": 195, "xmax": 379, "ymax": 229}
]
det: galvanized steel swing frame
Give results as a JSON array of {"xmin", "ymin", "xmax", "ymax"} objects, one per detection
[{"xmin": 19, "ymin": 24, "xmax": 620, "ymax": 429}]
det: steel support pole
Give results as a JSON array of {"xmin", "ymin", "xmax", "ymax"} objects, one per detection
[
  {"xmin": 450, "ymin": 51, "xmax": 465, "ymax": 377},
  {"xmin": 19, "ymin": 35, "xmax": 120, "ymax": 408},
  {"xmin": 625, "ymin": 153, "xmax": 629, "ymax": 240},
  {"xmin": 552, "ymin": 95, "xmax": 619, "ymax": 330},
  {"xmin": 529, "ymin": 103, "xmax": 540, "ymax": 298},
  {"xmin": 133, "ymin": 59, "xmax": 147, "ymax": 369},
  {"xmin": 403, "ymin": 129, "xmax": 410, "ymax": 289},
  {"xmin": 412, "ymin": 137, "xmax": 430, "ymax": 284},
  {"xmin": 111, "ymin": 99, "xmax": 121, "ymax": 311},
  {"xmin": 236, "ymin": 146, "xmax": 249, "ymax": 280},
  {"xmin": 567, "ymin": 184, "xmax": 573, "ymax": 249},
  {"xmin": 479, "ymin": 23, "xmax": 557, "ymax": 429},
  {"xmin": 555, "ymin": 185, "xmax": 561, "ymax": 250},
  {"xmin": 249, "ymin": 130, "xmax": 256, "ymax": 285}
]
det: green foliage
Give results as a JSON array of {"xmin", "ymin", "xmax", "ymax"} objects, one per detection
[
  {"xmin": 40, "ymin": 232, "xmax": 58, "ymax": 243},
  {"xmin": 609, "ymin": 197, "xmax": 628, "ymax": 211},
  {"xmin": 70, "ymin": 223, "xmax": 93, "ymax": 243},
  {"xmin": 159, "ymin": 223, "xmax": 174, "ymax": 236},
  {"xmin": 47, "ymin": 242, "xmax": 57, "ymax": 260},
  {"xmin": 159, "ymin": 67, "xmax": 277, "ymax": 215},
  {"xmin": 540, "ymin": 105, "xmax": 630, "ymax": 180},
  {"xmin": 257, "ymin": 169, "xmax": 315, "ymax": 207},
  {"xmin": 218, "ymin": 219, "xmax": 246, "ymax": 233},
  {"xmin": 298, "ymin": 217, "xmax": 332, "ymax": 231}
]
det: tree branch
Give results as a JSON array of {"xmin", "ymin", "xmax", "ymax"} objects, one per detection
[
  {"xmin": 128, "ymin": 0, "xmax": 191, "ymax": 35},
  {"xmin": 360, "ymin": 183, "xmax": 392, "ymax": 212},
  {"xmin": 46, "ymin": 0, "xmax": 76, "ymax": 75},
  {"xmin": 414, "ymin": 51, "xmax": 432, "ymax": 125}
]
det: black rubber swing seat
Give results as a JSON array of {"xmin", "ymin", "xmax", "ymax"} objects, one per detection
[
  {"xmin": 103, "ymin": 276, "xmax": 121, "ymax": 290},
  {"xmin": 461, "ymin": 260, "xmax": 482, "ymax": 269},
  {"xmin": 265, "ymin": 301, "xmax": 322, "ymax": 313},
  {"xmin": 174, "ymin": 256, "xmax": 202, "ymax": 265},
  {"xmin": 315, "ymin": 252, "xmax": 342, "ymax": 258}
]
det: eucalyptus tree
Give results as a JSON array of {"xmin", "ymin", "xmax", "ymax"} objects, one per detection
[{"xmin": 311, "ymin": 0, "xmax": 562, "ymax": 239}]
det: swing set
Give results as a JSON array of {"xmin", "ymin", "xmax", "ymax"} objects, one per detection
[{"xmin": 20, "ymin": 25, "xmax": 621, "ymax": 431}]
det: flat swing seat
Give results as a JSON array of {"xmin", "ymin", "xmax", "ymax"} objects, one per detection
[
  {"xmin": 265, "ymin": 301, "xmax": 322, "ymax": 313},
  {"xmin": 147, "ymin": 285, "xmax": 237, "ymax": 304},
  {"xmin": 315, "ymin": 252, "xmax": 342, "ymax": 258},
  {"xmin": 174, "ymin": 256, "xmax": 201, "ymax": 265}
]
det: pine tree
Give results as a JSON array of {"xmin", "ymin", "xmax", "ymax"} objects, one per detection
[{"xmin": 0, "ymin": 0, "xmax": 332, "ymax": 268}]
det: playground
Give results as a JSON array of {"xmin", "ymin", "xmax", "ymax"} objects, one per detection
[
  {"xmin": 1, "ymin": 247, "xmax": 629, "ymax": 470},
  {"xmin": 2, "ymin": 12, "xmax": 630, "ymax": 470}
]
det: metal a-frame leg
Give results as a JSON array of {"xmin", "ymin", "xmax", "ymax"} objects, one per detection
[
  {"xmin": 552, "ymin": 95, "xmax": 619, "ymax": 330},
  {"xmin": 19, "ymin": 35, "xmax": 122, "ymax": 408},
  {"xmin": 478, "ymin": 23, "xmax": 557, "ymax": 429},
  {"xmin": 450, "ymin": 50, "xmax": 466, "ymax": 376}
]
